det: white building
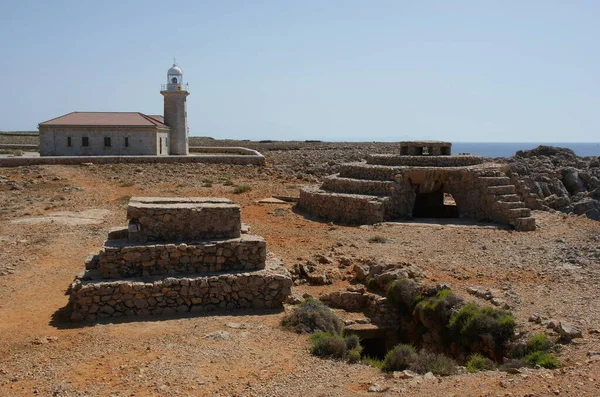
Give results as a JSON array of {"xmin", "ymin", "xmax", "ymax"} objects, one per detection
[{"xmin": 39, "ymin": 63, "xmax": 190, "ymax": 156}]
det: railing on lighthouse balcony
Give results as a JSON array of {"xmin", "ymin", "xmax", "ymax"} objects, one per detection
[{"xmin": 161, "ymin": 83, "xmax": 190, "ymax": 92}]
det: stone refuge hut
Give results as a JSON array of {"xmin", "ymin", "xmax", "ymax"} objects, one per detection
[
  {"xmin": 297, "ymin": 141, "xmax": 536, "ymax": 231},
  {"xmin": 39, "ymin": 63, "xmax": 190, "ymax": 156},
  {"xmin": 69, "ymin": 197, "xmax": 292, "ymax": 321}
]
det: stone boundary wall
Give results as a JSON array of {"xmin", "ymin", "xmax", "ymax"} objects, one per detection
[
  {"xmin": 90, "ymin": 237, "xmax": 267, "ymax": 278},
  {"xmin": 367, "ymin": 154, "xmax": 483, "ymax": 167},
  {"xmin": 0, "ymin": 151, "xmax": 265, "ymax": 168},
  {"xmin": 0, "ymin": 144, "xmax": 39, "ymax": 150},
  {"xmin": 297, "ymin": 186, "xmax": 387, "ymax": 224},
  {"xmin": 189, "ymin": 146, "xmax": 261, "ymax": 156},
  {"xmin": 69, "ymin": 261, "xmax": 293, "ymax": 322},
  {"xmin": 127, "ymin": 198, "xmax": 241, "ymax": 242},
  {"xmin": 322, "ymin": 175, "xmax": 394, "ymax": 196}
]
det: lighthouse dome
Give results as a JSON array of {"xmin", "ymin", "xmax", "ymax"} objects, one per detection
[{"xmin": 168, "ymin": 63, "xmax": 183, "ymax": 76}]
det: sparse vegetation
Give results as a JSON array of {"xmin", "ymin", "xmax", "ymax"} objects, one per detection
[
  {"xmin": 233, "ymin": 184, "xmax": 251, "ymax": 194},
  {"xmin": 310, "ymin": 332, "xmax": 347, "ymax": 359},
  {"xmin": 382, "ymin": 344, "xmax": 417, "ymax": 372},
  {"xmin": 466, "ymin": 353, "xmax": 497, "ymax": 373},
  {"xmin": 222, "ymin": 178, "xmax": 234, "ymax": 186},
  {"xmin": 386, "ymin": 277, "xmax": 421, "ymax": 313},
  {"xmin": 363, "ymin": 356, "xmax": 385, "ymax": 370},
  {"xmin": 527, "ymin": 333, "xmax": 552, "ymax": 353},
  {"xmin": 119, "ymin": 180, "xmax": 135, "ymax": 187},
  {"xmin": 448, "ymin": 302, "xmax": 516, "ymax": 355},
  {"xmin": 414, "ymin": 288, "xmax": 461, "ymax": 331},
  {"xmin": 525, "ymin": 351, "xmax": 559, "ymax": 369},
  {"xmin": 410, "ymin": 349, "xmax": 458, "ymax": 376},
  {"xmin": 281, "ymin": 298, "xmax": 344, "ymax": 334}
]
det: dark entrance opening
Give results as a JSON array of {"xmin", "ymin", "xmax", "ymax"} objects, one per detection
[
  {"xmin": 413, "ymin": 191, "xmax": 459, "ymax": 218},
  {"xmin": 360, "ymin": 337, "xmax": 388, "ymax": 360}
]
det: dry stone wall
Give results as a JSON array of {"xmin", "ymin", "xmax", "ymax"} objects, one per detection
[
  {"xmin": 127, "ymin": 197, "xmax": 241, "ymax": 242},
  {"xmin": 88, "ymin": 236, "xmax": 266, "ymax": 278},
  {"xmin": 70, "ymin": 261, "xmax": 292, "ymax": 322},
  {"xmin": 368, "ymin": 154, "xmax": 483, "ymax": 167},
  {"xmin": 69, "ymin": 197, "xmax": 292, "ymax": 321}
]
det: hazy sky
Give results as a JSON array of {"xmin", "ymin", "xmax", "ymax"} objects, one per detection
[{"xmin": 1, "ymin": 1, "xmax": 598, "ymax": 142}]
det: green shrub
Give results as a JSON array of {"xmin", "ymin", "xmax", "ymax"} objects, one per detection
[
  {"xmin": 363, "ymin": 356, "xmax": 385, "ymax": 370},
  {"xmin": 310, "ymin": 332, "xmax": 347, "ymax": 359},
  {"xmin": 525, "ymin": 351, "xmax": 559, "ymax": 369},
  {"xmin": 201, "ymin": 178, "xmax": 213, "ymax": 184},
  {"xmin": 382, "ymin": 344, "xmax": 417, "ymax": 372},
  {"xmin": 233, "ymin": 184, "xmax": 251, "ymax": 194},
  {"xmin": 366, "ymin": 277, "xmax": 378, "ymax": 290},
  {"xmin": 344, "ymin": 334, "xmax": 361, "ymax": 351},
  {"xmin": 415, "ymin": 288, "xmax": 461, "ymax": 331},
  {"xmin": 410, "ymin": 350, "xmax": 457, "ymax": 376},
  {"xmin": 448, "ymin": 302, "xmax": 516, "ymax": 354},
  {"xmin": 347, "ymin": 347, "xmax": 362, "ymax": 363},
  {"xmin": 466, "ymin": 353, "xmax": 497, "ymax": 373},
  {"xmin": 527, "ymin": 333, "xmax": 552, "ymax": 353},
  {"xmin": 281, "ymin": 298, "xmax": 344, "ymax": 334},
  {"xmin": 222, "ymin": 178, "xmax": 234, "ymax": 186},
  {"xmin": 386, "ymin": 278, "xmax": 420, "ymax": 313}
]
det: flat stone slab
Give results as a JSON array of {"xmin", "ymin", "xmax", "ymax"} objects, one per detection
[
  {"xmin": 127, "ymin": 197, "xmax": 241, "ymax": 242},
  {"xmin": 256, "ymin": 197, "xmax": 288, "ymax": 204},
  {"xmin": 11, "ymin": 209, "xmax": 111, "ymax": 226}
]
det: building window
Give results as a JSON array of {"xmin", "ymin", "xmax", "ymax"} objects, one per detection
[
  {"xmin": 82, "ymin": 137, "xmax": 89, "ymax": 147},
  {"xmin": 159, "ymin": 138, "xmax": 163, "ymax": 154},
  {"xmin": 104, "ymin": 137, "xmax": 111, "ymax": 148},
  {"xmin": 67, "ymin": 137, "xmax": 72, "ymax": 147},
  {"xmin": 124, "ymin": 137, "xmax": 129, "ymax": 147}
]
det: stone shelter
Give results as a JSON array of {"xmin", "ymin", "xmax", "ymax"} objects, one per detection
[
  {"xmin": 39, "ymin": 63, "xmax": 190, "ymax": 156},
  {"xmin": 69, "ymin": 197, "xmax": 292, "ymax": 321},
  {"xmin": 298, "ymin": 141, "xmax": 536, "ymax": 231}
]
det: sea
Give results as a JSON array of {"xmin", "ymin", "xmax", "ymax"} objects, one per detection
[{"xmin": 451, "ymin": 142, "xmax": 599, "ymax": 158}]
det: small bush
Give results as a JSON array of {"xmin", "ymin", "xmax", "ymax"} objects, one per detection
[
  {"xmin": 448, "ymin": 302, "xmax": 516, "ymax": 354},
  {"xmin": 364, "ymin": 356, "xmax": 385, "ymax": 370},
  {"xmin": 347, "ymin": 347, "xmax": 362, "ymax": 363},
  {"xmin": 310, "ymin": 332, "xmax": 347, "ymax": 359},
  {"xmin": 119, "ymin": 180, "xmax": 134, "ymax": 187},
  {"xmin": 466, "ymin": 353, "xmax": 497, "ymax": 373},
  {"xmin": 382, "ymin": 344, "xmax": 417, "ymax": 372},
  {"xmin": 201, "ymin": 178, "xmax": 213, "ymax": 184},
  {"xmin": 281, "ymin": 298, "xmax": 344, "ymax": 334},
  {"xmin": 366, "ymin": 277, "xmax": 378, "ymax": 290},
  {"xmin": 410, "ymin": 350, "xmax": 458, "ymax": 376},
  {"xmin": 222, "ymin": 178, "xmax": 234, "ymax": 186},
  {"xmin": 415, "ymin": 288, "xmax": 462, "ymax": 331},
  {"xmin": 345, "ymin": 334, "xmax": 361, "ymax": 350},
  {"xmin": 525, "ymin": 351, "xmax": 559, "ymax": 369},
  {"xmin": 233, "ymin": 184, "xmax": 251, "ymax": 194},
  {"xmin": 368, "ymin": 235, "xmax": 388, "ymax": 244},
  {"xmin": 386, "ymin": 278, "xmax": 420, "ymax": 313},
  {"xmin": 527, "ymin": 333, "xmax": 552, "ymax": 353}
]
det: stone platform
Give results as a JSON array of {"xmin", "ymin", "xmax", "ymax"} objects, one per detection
[
  {"xmin": 297, "ymin": 143, "xmax": 536, "ymax": 231},
  {"xmin": 68, "ymin": 197, "xmax": 292, "ymax": 321}
]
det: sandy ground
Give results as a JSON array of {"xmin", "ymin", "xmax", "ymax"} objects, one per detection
[{"xmin": 0, "ymin": 158, "xmax": 599, "ymax": 397}]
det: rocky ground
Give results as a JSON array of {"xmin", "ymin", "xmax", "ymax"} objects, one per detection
[{"xmin": 0, "ymin": 141, "xmax": 599, "ymax": 396}]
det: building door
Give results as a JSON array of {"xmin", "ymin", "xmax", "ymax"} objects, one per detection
[{"xmin": 159, "ymin": 138, "xmax": 162, "ymax": 154}]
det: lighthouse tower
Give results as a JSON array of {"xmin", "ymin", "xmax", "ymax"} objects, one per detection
[{"xmin": 161, "ymin": 63, "xmax": 190, "ymax": 155}]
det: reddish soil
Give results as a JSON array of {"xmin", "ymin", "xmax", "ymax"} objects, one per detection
[{"xmin": 0, "ymin": 155, "xmax": 599, "ymax": 396}]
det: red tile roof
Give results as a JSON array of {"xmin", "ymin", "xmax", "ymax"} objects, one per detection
[{"xmin": 39, "ymin": 112, "xmax": 169, "ymax": 128}]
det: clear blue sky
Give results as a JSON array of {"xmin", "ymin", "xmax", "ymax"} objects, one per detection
[{"xmin": 1, "ymin": 1, "xmax": 598, "ymax": 142}]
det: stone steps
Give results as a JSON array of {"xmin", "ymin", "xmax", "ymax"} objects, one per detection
[
  {"xmin": 70, "ymin": 261, "xmax": 292, "ymax": 322},
  {"xmin": 338, "ymin": 163, "xmax": 399, "ymax": 181},
  {"xmin": 298, "ymin": 186, "xmax": 388, "ymax": 224},
  {"xmin": 479, "ymin": 176, "xmax": 512, "ymax": 186},
  {"xmin": 322, "ymin": 175, "xmax": 394, "ymax": 196},
  {"xmin": 495, "ymin": 194, "xmax": 522, "ymax": 202},
  {"xmin": 508, "ymin": 208, "xmax": 532, "ymax": 218},
  {"xmin": 487, "ymin": 185, "xmax": 516, "ymax": 195},
  {"xmin": 496, "ymin": 201, "xmax": 526, "ymax": 209},
  {"xmin": 511, "ymin": 217, "xmax": 536, "ymax": 231}
]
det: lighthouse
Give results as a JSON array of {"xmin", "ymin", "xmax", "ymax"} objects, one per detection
[{"xmin": 161, "ymin": 63, "xmax": 190, "ymax": 155}]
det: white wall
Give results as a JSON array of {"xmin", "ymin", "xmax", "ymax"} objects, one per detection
[{"xmin": 39, "ymin": 127, "xmax": 171, "ymax": 156}]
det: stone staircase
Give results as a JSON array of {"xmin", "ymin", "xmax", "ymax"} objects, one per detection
[{"xmin": 298, "ymin": 158, "xmax": 536, "ymax": 231}]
